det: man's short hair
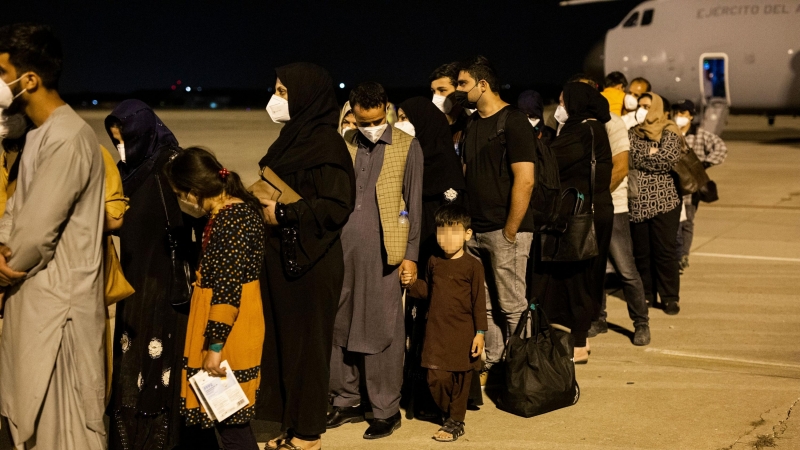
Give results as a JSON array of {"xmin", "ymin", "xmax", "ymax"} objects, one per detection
[
  {"xmin": 604, "ymin": 71, "xmax": 628, "ymax": 89},
  {"xmin": 0, "ymin": 23, "xmax": 63, "ymax": 90},
  {"xmin": 630, "ymin": 77, "xmax": 652, "ymax": 92},
  {"xmin": 349, "ymin": 82, "xmax": 388, "ymax": 111},
  {"xmin": 429, "ymin": 62, "xmax": 459, "ymax": 87},
  {"xmin": 459, "ymin": 56, "xmax": 500, "ymax": 93},
  {"xmin": 434, "ymin": 204, "xmax": 471, "ymax": 230}
]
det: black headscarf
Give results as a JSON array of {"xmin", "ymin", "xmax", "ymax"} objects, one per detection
[
  {"xmin": 563, "ymin": 82, "xmax": 611, "ymax": 127},
  {"xmin": 517, "ymin": 90, "xmax": 545, "ymax": 121},
  {"xmin": 259, "ymin": 63, "xmax": 354, "ymax": 179},
  {"xmin": 397, "ymin": 97, "xmax": 465, "ymax": 197},
  {"xmin": 105, "ymin": 99, "xmax": 179, "ymax": 194}
]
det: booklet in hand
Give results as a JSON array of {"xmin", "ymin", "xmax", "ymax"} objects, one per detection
[{"xmin": 189, "ymin": 360, "xmax": 249, "ymax": 422}]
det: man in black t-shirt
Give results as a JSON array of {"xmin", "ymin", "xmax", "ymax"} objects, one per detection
[{"xmin": 454, "ymin": 56, "xmax": 536, "ymax": 383}]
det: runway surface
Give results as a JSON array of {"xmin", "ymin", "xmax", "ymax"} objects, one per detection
[{"xmin": 52, "ymin": 111, "xmax": 800, "ymax": 448}]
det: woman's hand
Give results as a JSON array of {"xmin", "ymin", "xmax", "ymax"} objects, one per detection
[
  {"xmin": 262, "ymin": 199, "xmax": 278, "ymax": 225},
  {"xmin": 202, "ymin": 349, "xmax": 227, "ymax": 377}
]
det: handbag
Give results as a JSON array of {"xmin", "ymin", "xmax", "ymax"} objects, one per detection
[
  {"xmin": 104, "ymin": 236, "xmax": 135, "ymax": 306},
  {"xmin": 248, "ymin": 166, "xmax": 302, "ymax": 211},
  {"xmin": 496, "ymin": 303, "xmax": 580, "ymax": 418},
  {"xmin": 156, "ymin": 175, "xmax": 194, "ymax": 306},
  {"xmin": 539, "ymin": 123, "xmax": 600, "ymax": 262},
  {"xmin": 672, "ymin": 147, "xmax": 711, "ymax": 196}
]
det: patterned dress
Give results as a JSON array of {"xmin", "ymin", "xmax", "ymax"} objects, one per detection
[{"xmin": 180, "ymin": 203, "xmax": 265, "ymax": 428}]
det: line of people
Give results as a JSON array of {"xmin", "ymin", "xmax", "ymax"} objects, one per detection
[{"xmin": 0, "ymin": 23, "xmax": 726, "ymax": 450}]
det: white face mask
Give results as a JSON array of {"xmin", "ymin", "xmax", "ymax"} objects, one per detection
[
  {"xmin": 431, "ymin": 94, "xmax": 453, "ymax": 114},
  {"xmin": 358, "ymin": 123, "xmax": 388, "ymax": 144},
  {"xmin": 393, "ymin": 120, "xmax": 416, "ymax": 137},
  {"xmin": 340, "ymin": 126, "xmax": 354, "ymax": 137},
  {"xmin": 554, "ymin": 105, "xmax": 569, "ymax": 124},
  {"xmin": 0, "ymin": 112, "xmax": 26, "ymax": 139},
  {"xmin": 528, "ymin": 118, "xmax": 541, "ymax": 128},
  {"xmin": 674, "ymin": 116, "xmax": 691, "ymax": 128},
  {"xmin": 178, "ymin": 197, "xmax": 207, "ymax": 218},
  {"xmin": 635, "ymin": 107, "xmax": 649, "ymax": 125},
  {"xmin": 116, "ymin": 143, "xmax": 126, "ymax": 163},
  {"xmin": 0, "ymin": 75, "xmax": 27, "ymax": 110},
  {"xmin": 624, "ymin": 93, "xmax": 639, "ymax": 111},
  {"xmin": 466, "ymin": 108, "xmax": 477, "ymax": 116},
  {"xmin": 266, "ymin": 95, "xmax": 291, "ymax": 123}
]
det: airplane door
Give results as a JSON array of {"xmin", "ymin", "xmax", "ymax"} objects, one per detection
[
  {"xmin": 699, "ymin": 53, "xmax": 730, "ymax": 105},
  {"xmin": 699, "ymin": 53, "xmax": 730, "ymax": 135}
]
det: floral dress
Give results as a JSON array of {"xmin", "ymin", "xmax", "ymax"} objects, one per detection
[{"xmin": 180, "ymin": 203, "xmax": 265, "ymax": 427}]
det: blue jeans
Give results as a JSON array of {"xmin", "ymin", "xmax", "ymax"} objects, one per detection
[
  {"xmin": 466, "ymin": 230, "xmax": 533, "ymax": 369},
  {"xmin": 601, "ymin": 213, "xmax": 649, "ymax": 326},
  {"xmin": 676, "ymin": 195, "xmax": 697, "ymax": 259}
]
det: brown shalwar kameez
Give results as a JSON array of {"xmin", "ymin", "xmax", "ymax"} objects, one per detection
[{"xmin": 408, "ymin": 254, "xmax": 487, "ymax": 422}]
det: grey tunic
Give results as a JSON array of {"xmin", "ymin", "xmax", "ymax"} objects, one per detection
[
  {"xmin": 333, "ymin": 125, "xmax": 423, "ymax": 355},
  {"xmin": 0, "ymin": 105, "xmax": 106, "ymax": 449}
]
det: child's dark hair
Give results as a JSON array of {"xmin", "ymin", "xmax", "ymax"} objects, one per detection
[
  {"xmin": 164, "ymin": 147, "xmax": 263, "ymax": 219},
  {"xmin": 434, "ymin": 204, "xmax": 471, "ymax": 230}
]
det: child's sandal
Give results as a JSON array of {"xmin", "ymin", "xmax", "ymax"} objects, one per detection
[{"xmin": 432, "ymin": 418, "xmax": 465, "ymax": 442}]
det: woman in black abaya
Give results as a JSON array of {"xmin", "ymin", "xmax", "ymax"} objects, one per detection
[
  {"xmin": 531, "ymin": 83, "xmax": 614, "ymax": 364},
  {"xmin": 395, "ymin": 97, "xmax": 470, "ymax": 416},
  {"xmin": 255, "ymin": 63, "xmax": 355, "ymax": 450},
  {"xmin": 105, "ymin": 100, "xmax": 213, "ymax": 450}
]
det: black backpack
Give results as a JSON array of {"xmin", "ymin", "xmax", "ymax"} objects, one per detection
[{"xmin": 463, "ymin": 108, "xmax": 562, "ymax": 231}]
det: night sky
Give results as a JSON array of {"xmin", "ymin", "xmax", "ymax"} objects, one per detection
[{"xmin": 4, "ymin": 0, "xmax": 640, "ymax": 95}]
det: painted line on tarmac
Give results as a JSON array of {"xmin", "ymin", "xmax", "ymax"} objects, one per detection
[
  {"xmin": 645, "ymin": 348, "xmax": 800, "ymax": 369},
  {"xmin": 692, "ymin": 252, "xmax": 800, "ymax": 263}
]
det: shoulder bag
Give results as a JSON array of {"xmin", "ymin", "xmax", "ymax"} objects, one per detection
[
  {"xmin": 156, "ymin": 175, "xmax": 194, "ymax": 306},
  {"xmin": 539, "ymin": 123, "xmax": 599, "ymax": 262},
  {"xmin": 672, "ymin": 147, "xmax": 711, "ymax": 196}
]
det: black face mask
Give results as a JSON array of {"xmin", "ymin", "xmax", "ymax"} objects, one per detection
[
  {"xmin": 453, "ymin": 86, "xmax": 479, "ymax": 110},
  {"xmin": 445, "ymin": 92, "xmax": 464, "ymax": 118}
]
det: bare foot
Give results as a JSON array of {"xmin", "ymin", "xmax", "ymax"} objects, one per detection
[
  {"xmin": 433, "ymin": 428, "xmax": 454, "ymax": 441},
  {"xmin": 574, "ymin": 346, "xmax": 589, "ymax": 364},
  {"xmin": 266, "ymin": 432, "xmax": 288, "ymax": 450},
  {"xmin": 288, "ymin": 437, "xmax": 321, "ymax": 450}
]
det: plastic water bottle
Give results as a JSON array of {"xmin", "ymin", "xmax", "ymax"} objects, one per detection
[{"xmin": 398, "ymin": 211, "xmax": 409, "ymax": 226}]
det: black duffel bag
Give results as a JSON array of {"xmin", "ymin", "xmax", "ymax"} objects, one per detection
[{"xmin": 496, "ymin": 303, "xmax": 580, "ymax": 418}]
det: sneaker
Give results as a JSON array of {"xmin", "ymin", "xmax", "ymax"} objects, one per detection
[
  {"xmin": 587, "ymin": 320, "xmax": 608, "ymax": 338},
  {"xmin": 663, "ymin": 301, "xmax": 681, "ymax": 315},
  {"xmin": 633, "ymin": 324, "xmax": 651, "ymax": 346}
]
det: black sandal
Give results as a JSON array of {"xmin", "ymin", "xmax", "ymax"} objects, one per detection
[{"xmin": 432, "ymin": 418, "xmax": 465, "ymax": 442}]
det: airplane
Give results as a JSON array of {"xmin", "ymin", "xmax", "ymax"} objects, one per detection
[{"xmin": 569, "ymin": 0, "xmax": 800, "ymax": 132}]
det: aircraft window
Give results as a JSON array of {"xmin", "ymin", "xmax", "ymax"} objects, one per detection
[
  {"xmin": 642, "ymin": 9, "xmax": 654, "ymax": 25},
  {"xmin": 623, "ymin": 12, "xmax": 639, "ymax": 27}
]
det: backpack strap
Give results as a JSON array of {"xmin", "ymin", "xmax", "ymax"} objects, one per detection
[{"xmin": 492, "ymin": 108, "xmax": 511, "ymax": 147}]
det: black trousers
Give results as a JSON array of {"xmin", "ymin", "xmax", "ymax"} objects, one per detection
[
  {"xmin": 217, "ymin": 423, "xmax": 258, "ymax": 450},
  {"xmin": 630, "ymin": 205, "xmax": 682, "ymax": 305}
]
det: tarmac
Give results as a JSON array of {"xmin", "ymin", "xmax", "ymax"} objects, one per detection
[{"xmin": 16, "ymin": 110, "xmax": 800, "ymax": 449}]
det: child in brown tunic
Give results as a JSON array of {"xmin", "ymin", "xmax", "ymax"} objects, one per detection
[{"xmin": 404, "ymin": 204, "xmax": 487, "ymax": 442}]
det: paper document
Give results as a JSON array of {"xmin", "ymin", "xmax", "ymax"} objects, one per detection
[{"xmin": 189, "ymin": 360, "xmax": 249, "ymax": 422}]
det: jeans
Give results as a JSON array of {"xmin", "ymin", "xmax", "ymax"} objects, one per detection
[
  {"xmin": 676, "ymin": 195, "xmax": 697, "ymax": 259},
  {"xmin": 630, "ymin": 206, "xmax": 682, "ymax": 305},
  {"xmin": 466, "ymin": 229, "xmax": 533, "ymax": 369},
  {"xmin": 601, "ymin": 213, "xmax": 649, "ymax": 326}
]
